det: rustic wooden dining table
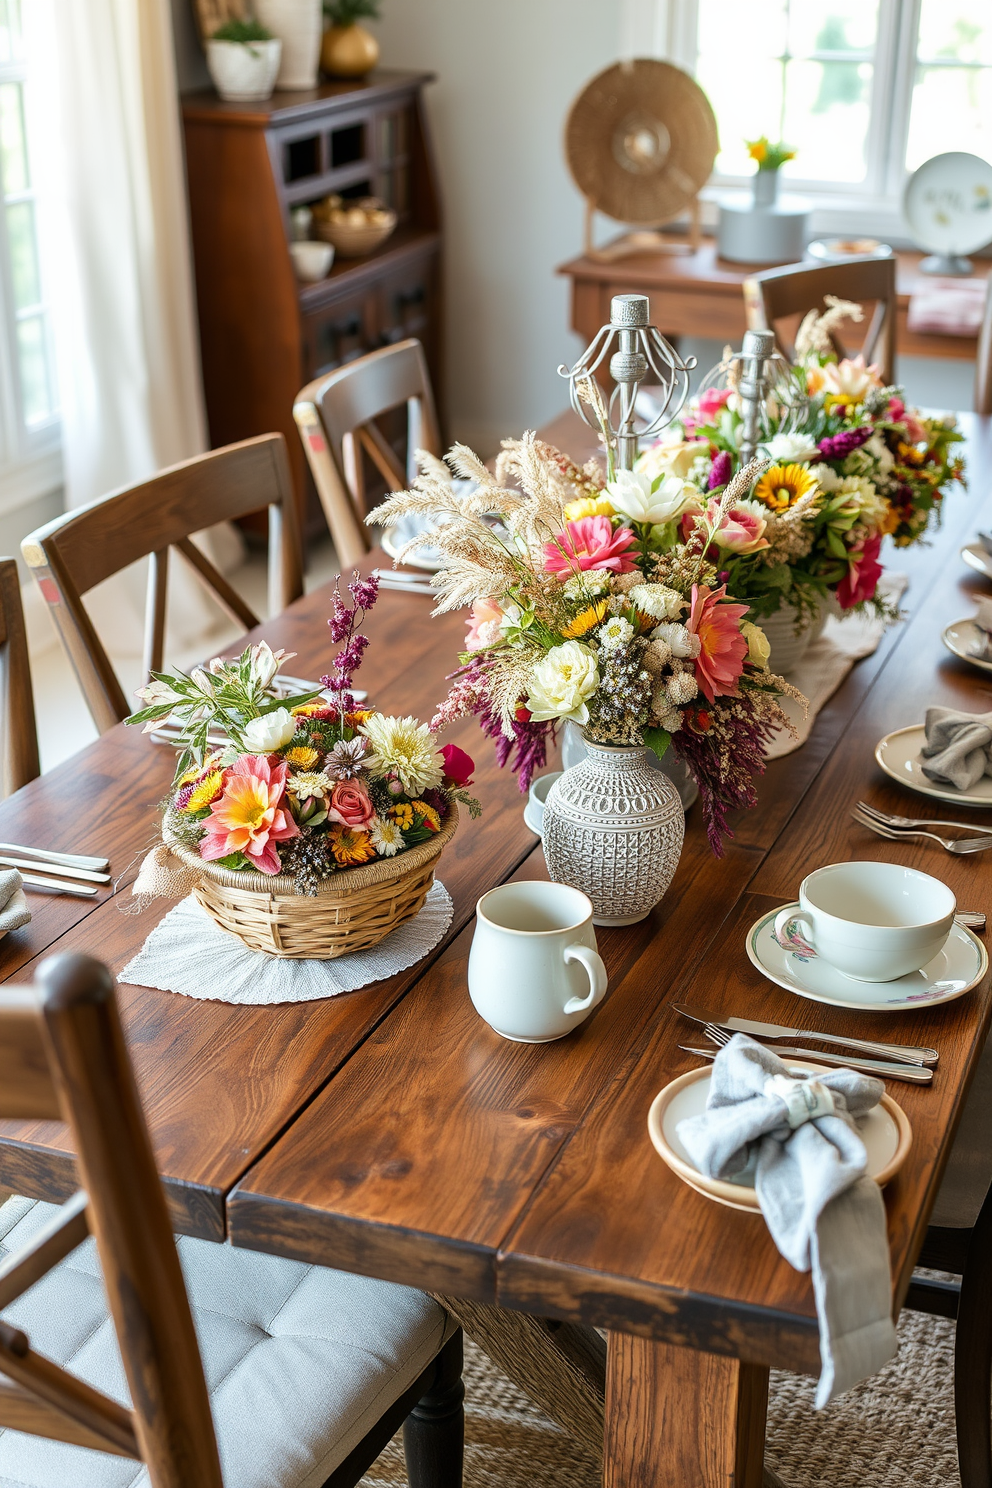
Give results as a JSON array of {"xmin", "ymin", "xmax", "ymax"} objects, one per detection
[{"xmin": 1, "ymin": 408, "xmax": 992, "ymax": 1488}]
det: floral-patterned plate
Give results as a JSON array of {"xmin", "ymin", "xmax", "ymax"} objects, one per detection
[{"xmin": 745, "ymin": 903, "xmax": 987, "ymax": 1011}]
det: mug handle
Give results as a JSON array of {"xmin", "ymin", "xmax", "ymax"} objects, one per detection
[
  {"xmin": 774, "ymin": 906, "xmax": 815, "ymax": 951},
  {"xmin": 562, "ymin": 944, "xmax": 609, "ymax": 1016}
]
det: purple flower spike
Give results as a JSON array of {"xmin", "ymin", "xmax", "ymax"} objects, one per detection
[
  {"xmin": 818, "ymin": 425, "xmax": 873, "ymax": 461},
  {"xmin": 708, "ymin": 451, "xmax": 733, "ymax": 490},
  {"xmin": 349, "ymin": 572, "xmax": 379, "ymax": 610}
]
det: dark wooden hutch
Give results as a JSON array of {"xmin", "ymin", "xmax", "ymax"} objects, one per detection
[{"xmin": 181, "ymin": 70, "xmax": 441, "ymax": 525}]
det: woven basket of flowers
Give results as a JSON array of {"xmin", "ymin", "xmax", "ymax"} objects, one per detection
[{"xmin": 128, "ymin": 574, "xmax": 480, "ymax": 961}]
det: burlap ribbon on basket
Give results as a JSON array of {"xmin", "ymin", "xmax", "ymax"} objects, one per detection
[{"xmin": 133, "ymin": 844, "xmax": 205, "ymax": 903}]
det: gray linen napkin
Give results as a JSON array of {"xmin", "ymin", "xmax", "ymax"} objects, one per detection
[
  {"xmin": 920, "ymin": 705, "xmax": 992, "ymax": 791},
  {"xmin": 675, "ymin": 1034, "xmax": 897, "ymax": 1407},
  {"xmin": 970, "ymin": 596, "xmax": 992, "ymax": 661},
  {"xmin": 0, "ymin": 868, "xmax": 30, "ymax": 934}
]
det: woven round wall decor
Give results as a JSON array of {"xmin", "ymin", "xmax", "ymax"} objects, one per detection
[{"xmin": 565, "ymin": 60, "xmax": 718, "ymax": 226}]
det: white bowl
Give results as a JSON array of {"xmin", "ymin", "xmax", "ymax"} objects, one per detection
[{"xmin": 290, "ymin": 240, "xmax": 334, "ymax": 282}]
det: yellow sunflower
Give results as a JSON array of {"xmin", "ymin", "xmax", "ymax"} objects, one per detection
[
  {"xmin": 329, "ymin": 827, "xmax": 376, "ymax": 866},
  {"xmin": 561, "ymin": 599, "xmax": 609, "ymax": 639},
  {"xmin": 284, "ymin": 745, "xmax": 320, "ymax": 770},
  {"xmin": 563, "ymin": 496, "xmax": 614, "ymax": 521},
  {"xmin": 185, "ymin": 770, "xmax": 224, "ymax": 812},
  {"xmin": 753, "ymin": 463, "xmax": 818, "ymax": 512}
]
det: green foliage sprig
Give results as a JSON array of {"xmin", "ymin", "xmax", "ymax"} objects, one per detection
[
  {"xmin": 324, "ymin": 0, "xmax": 381, "ymax": 25},
  {"xmin": 212, "ymin": 17, "xmax": 273, "ymax": 42}
]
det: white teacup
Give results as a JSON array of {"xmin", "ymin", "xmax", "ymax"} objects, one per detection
[
  {"xmin": 775, "ymin": 861, "xmax": 956, "ymax": 983},
  {"xmin": 468, "ymin": 881, "xmax": 608, "ymax": 1042}
]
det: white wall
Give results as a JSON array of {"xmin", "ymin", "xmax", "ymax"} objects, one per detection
[{"xmin": 375, "ymin": 1, "xmax": 622, "ymax": 454}]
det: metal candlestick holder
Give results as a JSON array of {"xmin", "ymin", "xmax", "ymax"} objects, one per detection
[
  {"xmin": 697, "ymin": 328, "xmax": 809, "ymax": 463},
  {"xmin": 557, "ymin": 293, "xmax": 695, "ymax": 471}
]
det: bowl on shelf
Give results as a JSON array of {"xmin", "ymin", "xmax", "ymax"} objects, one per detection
[
  {"xmin": 290, "ymin": 240, "xmax": 335, "ymax": 282},
  {"xmin": 312, "ymin": 194, "xmax": 397, "ymax": 258}
]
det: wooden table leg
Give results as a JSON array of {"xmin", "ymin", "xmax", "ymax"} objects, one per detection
[{"xmin": 604, "ymin": 1333, "xmax": 768, "ymax": 1488}]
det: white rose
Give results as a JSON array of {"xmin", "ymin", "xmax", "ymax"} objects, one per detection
[
  {"xmin": 628, "ymin": 583, "xmax": 685, "ymax": 621},
  {"xmin": 636, "ymin": 437, "xmax": 710, "ymax": 481},
  {"xmin": 526, "ymin": 641, "xmax": 600, "ymax": 724},
  {"xmin": 243, "ymin": 706, "xmax": 297, "ymax": 752},
  {"xmin": 606, "ymin": 469, "xmax": 693, "ymax": 526},
  {"xmin": 741, "ymin": 621, "xmax": 770, "ymax": 669},
  {"xmin": 760, "ymin": 432, "xmax": 819, "ymax": 463}
]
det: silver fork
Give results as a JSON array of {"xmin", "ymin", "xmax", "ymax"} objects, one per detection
[
  {"xmin": 856, "ymin": 800, "xmax": 992, "ymax": 838},
  {"xmin": 851, "ymin": 807, "xmax": 992, "ymax": 855},
  {"xmin": 700, "ymin": 1024, "xmax": 933, "ymax": 1084}
]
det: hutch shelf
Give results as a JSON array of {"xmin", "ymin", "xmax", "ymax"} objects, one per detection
[{"xmin": 182, "ymin": 70, "xmax": 442, "ymax": 533}]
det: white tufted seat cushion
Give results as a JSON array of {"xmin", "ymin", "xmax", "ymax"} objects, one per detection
[{"xmin": 0, "ymin": 1197, "xmax": 456, "ymax": 1488}]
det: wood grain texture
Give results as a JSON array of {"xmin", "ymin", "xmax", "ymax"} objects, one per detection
[
  {"xmin": 604, "ymin": 1335, "xmax": 767, "ymax": 1488},
  {"xmin": 0, "ymin": 558, "xmax": 40, "ymax": 796}
]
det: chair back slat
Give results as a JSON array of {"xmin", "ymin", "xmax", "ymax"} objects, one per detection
[
  {"xmin": 295, "ymin": 338, "xmax": 441, "ymax": 567},
  {"xmin": 0, "ymin": 558, "xmax": 40, "ymax": 796},
  {"xmin": 0, "ymin": 955, "xmax": 224, "ymax": 1488},
  {"xmin": 976, "ymin": 279, "xmax": 992, "ymax": 416},
  {"xmin": 20, "ymin": 435, "xmax": 303, "ymax": 734},
  {"xmin": 743, "ymin": 256, "xmax": 897, "ymax": 384}
]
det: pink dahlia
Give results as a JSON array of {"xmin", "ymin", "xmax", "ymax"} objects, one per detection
[
  {"xmin": 200, "ymin": 754, "xmax": 298, "ymax": 875},
  {"xmin": 688, "ymin": 583, "xmax": 749, "ymax": 703},
  {"xmin": 835, "ymin": 533, "xmax": 883, "ymax": 610},
  {"xmin": 543, "ymin": 516, "xmax": 637, "ymax": 575}
]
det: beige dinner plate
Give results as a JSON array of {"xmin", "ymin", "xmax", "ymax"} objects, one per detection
[
  {"xmin": 942, "ymin": 618, "xmax": 992, "ymax": 674},
  {"xmin": 647, "ymin": 1061, "xmax": 912, "ymax": 1213},
  {"xmin": 875, "ymin": 724, "xmax": 992, "ymax": 808}
]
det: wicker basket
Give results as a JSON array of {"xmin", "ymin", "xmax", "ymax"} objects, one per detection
[
  {"xmin": 313, "ymin": 211, "xmax": 397, "ymax": 257},
  {"xmin": 163, "ymin": 805, "xmax": 457, "ymax": 960}
]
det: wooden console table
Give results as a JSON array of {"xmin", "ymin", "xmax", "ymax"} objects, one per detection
[{"xmin": 559, "ymin": 236, "xmax": 989, "ymax": 364}]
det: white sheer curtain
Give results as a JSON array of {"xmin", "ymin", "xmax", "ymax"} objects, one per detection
[{"xmin": 28, "ymin": 0, "xmax": 241, "ymax": 658}]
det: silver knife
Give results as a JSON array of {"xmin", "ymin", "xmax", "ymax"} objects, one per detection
[
  {"xmin": 671, "ymin": 1001, "xmax": 938, "ymax": 1067},
  {"xmin": 21, "ymin": 873, "xmax": 99, "ymax": 898},
  {"xmin": 679, "ymin": 1045, "xmax": 933, "ymax": 1085},
  {"xmin": 0, "ymin": 854, "xmax": 110, "ymax": 885}
]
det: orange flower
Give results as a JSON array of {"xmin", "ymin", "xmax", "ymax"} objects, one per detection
[
  {"xmin": 329, "ymin": 826, "xmax": 376, "ymax": 866},
  {"xmin": 687, "ymin": 584, "xmax": 749, "ymax": 704}
]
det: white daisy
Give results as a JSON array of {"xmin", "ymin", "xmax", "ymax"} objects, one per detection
[
  {"xmin": 369, "ymin": 816, "xmax": 406, "ymax": 857},
  {"xmin": 598, "ymin": 616, "xmax": 634, "ymax": 651}
]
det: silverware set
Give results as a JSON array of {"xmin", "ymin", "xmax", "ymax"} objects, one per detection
[
  {"xmin": 852, "ymin": 800, "xmax": 992, "ymax": 855},
  {"xmin": 673, "ymin": 1003, "xmax": 936, "ymax": 1084},
  {"xmin": 372, "ymin": 568, "xmax": 436, "ymax": 596},
  {"xmin": 0, "ymin": 842, "xmax": 110, "ymax": 898}
]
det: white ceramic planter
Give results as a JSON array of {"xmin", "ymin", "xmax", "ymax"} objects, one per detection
[
  {"xmin": 256, "ymin": 0, "xmax": 322, "ymax": 88},
  {"xmin": 542, "ymin": 737, "xmax": 685, "ymax": 927},
  {"xmin": 759, "ymin": 600, "xmax": 824, "ymax": 675},
  {"xmin": 205, "ymin": 39, "xmax": 282, "ymax": 102}
]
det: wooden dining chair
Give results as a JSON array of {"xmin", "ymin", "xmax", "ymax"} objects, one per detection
[
  {"xmin": 0, "ymin": 558, "xmax": 40, "ymax": 796},
  {"xmin": 743, "ymin": 255, "xmax": 897, "ymax": 385},
  {"xmin": 294, "ymin": 338, "xmax": 441, "ymax": 568},
  {"xmin": 19, "ymin": 435, "xmax": 305, "ymax": 736},
  {"xmin": 0, "ymin": 950, "xmax": 463, "ymax": 1488},
  {"xmin": 904, "ymin": 1033, "xmax": 992, "ymax": 1488},
  {"xmin": 974, "ymin": 276, "xmax": 992, "ymax": 416}
]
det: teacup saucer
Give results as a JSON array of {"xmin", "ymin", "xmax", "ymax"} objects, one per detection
[
  {"xmin": 942, "ymin": 618, "xmax": 992, "ymax": 674},
  {"xmin": 746, "ymin": 903, "xmax": 988, "ymax": 1011}
]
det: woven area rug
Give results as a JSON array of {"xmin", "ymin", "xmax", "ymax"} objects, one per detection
[{"xmin": 361, "ymin": 1308, "xmax": 962, "ymax": 1488}]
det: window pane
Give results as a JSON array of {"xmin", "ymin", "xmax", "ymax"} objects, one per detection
[
  {"xmin": 695, "ymin": 54, "xmax": 787, "ymax": 177},
  {"xmin": 782, "ymin": 58, "xmax": 873, "ymax": 182},
  {"xmin": 917, "ymin": 0, "xmax": 992, "ymax": 66},
  {"xmin": 696, "ymin": 0, "xmax": 788, "ymax": 58},
  {"xmin": 906, "ymin": 66, "xmax": 992, "ymax": 171},
  {"xmin": 16, "ymin": 315, "xmax": 53, "ymax": 426},
  {"xmin": 6, "ymin": 200, "xmax": 39, "ymax": 309},
  {"xmin": 0, "ymin": 83, "xmax": 28, "ymax": 195},
  {"xmin": 788, "ymin": 2, "xmax": 878, "ymax": 59},
  {"xmin": 0, "ymin": 0, "xmax": 23, "ymax": 67}
]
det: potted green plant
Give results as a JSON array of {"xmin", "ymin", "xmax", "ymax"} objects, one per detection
[
  {"xmin": 321, "ymin": 0, "xmax": 381, "ymax": 78},
  {"xmin": 206, "ymin": 18, "xmax": 282, "ymax": 102}
]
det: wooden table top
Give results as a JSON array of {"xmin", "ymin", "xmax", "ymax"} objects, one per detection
[{"xmin": 3, "ymin": 409, "xmax": 991, "ymax": 1379}]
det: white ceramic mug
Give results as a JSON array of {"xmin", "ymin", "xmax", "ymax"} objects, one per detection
[
  {"xmin": 468, "ymin": 881, "xmax": 608, "ymax": 1042},
  {"xmin": 775, "ymin": 861, "xmax": 956, "ymax": 982}
]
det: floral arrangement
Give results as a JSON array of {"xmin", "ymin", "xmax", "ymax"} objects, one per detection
[
  {"xmin": 746, "ymin": 137, "xmax": 796, "ymax": 172},
  {"xmin": 126, "ymin": 573, "xmax": 480, "ymax": 895},
  {"xmin": 369, "ymin": 427, "xmax": 804, "ymax": 853},
  {"xmin": 635, "ymin": 297, "xmax": 965, "ymax": 626}
]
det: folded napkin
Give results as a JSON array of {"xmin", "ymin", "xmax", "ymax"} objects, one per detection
[
  {"xmin": 920, "ymin": 706, "xmax": 992, "ymax": 791},
  {"xmin": 970, "ymin": 596, "xmax": 992, "ymax": 661},
  {"xmin": 676, "ymin": 1034, "xmax": 897, "ymax": 1407},
  {"xmin": 0, "ymin": 868, "xmax": 31, "ymax": 935},
  {"xmin": 906, "ymin": 277, "xmax": 987, "ymax": 337}
]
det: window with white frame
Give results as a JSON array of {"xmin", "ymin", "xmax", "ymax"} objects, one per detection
[
  {"xmin": 666, "ymin": 0, "xmax": 992, "ymax": 218},
  {"xmin": 0, "ymin": 0, "xmax": 58, "ymax": 513}
]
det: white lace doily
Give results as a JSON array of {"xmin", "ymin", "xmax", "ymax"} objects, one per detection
[{"xmin": 120, "ymin": 882, "xmax": 453, "ymax": 1005}]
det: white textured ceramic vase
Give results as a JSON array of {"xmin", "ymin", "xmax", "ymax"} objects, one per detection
[
  {"xmin": 256, "ymin": 0, "xmax": 321, "ymax": 88},
  {"xmin": 542, "ymin": 737, "xmax": 685, "ymax": 927},
  {"xmin": 759, "ymin": 599, "xmax": 824, "ymax": 675}
]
